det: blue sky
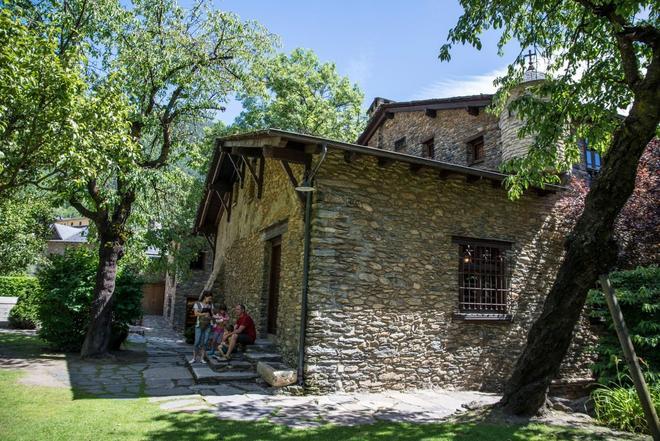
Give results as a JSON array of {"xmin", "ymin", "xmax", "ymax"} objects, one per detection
[{"xmin": 215, "ymin": 0, "xmax": 520, "ymax": 123}]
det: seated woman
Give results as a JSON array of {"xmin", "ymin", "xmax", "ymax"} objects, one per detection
[{"xmin": 219, "ymin": 304, "xmax": 256, "ymax": 360}]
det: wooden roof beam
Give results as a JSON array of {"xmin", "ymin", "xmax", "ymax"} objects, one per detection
[
  {"xmin": 224, "ymin": 136, "xmax": 281, "ymax": 148},
  {"xmin": 220, "ymin": 145, "xmax": 264, "ymax": 157},
  {"xmin": 280, "ymin": 161, "xmax": 306, "ymax": 205},
  {"xmin": 263, "ymin": 147, "xmax": 310, "ymax": 164},
  {"xmin": 344, "ymin": 151, "xmax": 358, "ymax": 163}
]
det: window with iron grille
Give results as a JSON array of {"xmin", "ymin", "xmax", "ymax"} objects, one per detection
[
  {"xmin": 467, "ymin": 136, "xmax": 484, "ymax": 164},
  {"xmin": 453, "ymin": 237, "xmax": 511, "ymax": 313},
  {"xmin": 394, "ymin": 137, "xmax": 406, "ymax": 152},
  {"xmin": 422, "ymin": 137, "xmax": 435, "ymax": 159}
]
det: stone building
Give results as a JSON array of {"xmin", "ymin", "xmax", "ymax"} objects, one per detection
[
  {"xmin": 192, "ymin": 83, "xmax": 598, "ymax": 393},
  {"xmin": 163, "ymin": 246, "xmax": 215, "ymax": 331}
]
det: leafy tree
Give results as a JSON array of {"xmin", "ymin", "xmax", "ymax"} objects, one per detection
[
  {"xmin": 14, "ymin": 0, "xmax": 274, "ymax": 357},
  {"xmin": 0, "ymin": 5, "xmax": 128, "ymax": 199},
  {"xmin": 441, "ymin": 0, "xmax": 659, "ymax": 415},
  {"xmin": 233, "ymin": 48, "xmax": 365, "ymax": 142},
  {"xmin": 0, "ymin": 193, "xmax": 53, "ymax": 274},
  {"xmin": 0, "ymin": 6, "xmax": 75, "ymax": 196}
]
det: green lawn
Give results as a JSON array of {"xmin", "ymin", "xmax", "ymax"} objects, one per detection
[{"xmin": 0, "ymin": 333, "xmax": 618, "ymax": 441}]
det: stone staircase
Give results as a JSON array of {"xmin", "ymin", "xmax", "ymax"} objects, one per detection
[{"xmin": 188, "ymin": 338, "xmax": 294, "ymax": 387}]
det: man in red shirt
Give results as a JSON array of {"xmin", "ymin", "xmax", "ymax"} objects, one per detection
[{"xmin": 221, "ymin": 304, "xmax": 256, "ymax": 359}]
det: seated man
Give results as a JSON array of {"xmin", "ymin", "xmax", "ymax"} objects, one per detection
[{"xmin": 220, "ymin": 304, "xmax": 256, "ymax": 359}]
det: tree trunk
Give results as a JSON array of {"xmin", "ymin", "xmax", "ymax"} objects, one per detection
[
  {"xmin": 80, "ymin": 229, "xmax": 124, "ymax": 358},
  {"xmin": 499, "ymin": 69, "xmax": 660, "ymax": 415}
]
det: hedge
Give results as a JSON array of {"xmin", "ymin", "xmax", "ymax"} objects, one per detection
[{"xmin": 0, "ymin": 276, "xmax": 40, "ymax": 329}]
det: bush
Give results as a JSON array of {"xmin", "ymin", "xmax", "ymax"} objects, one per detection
[
  {"xmin": 35, "ymin": 248, "xmax": 144, "ymax": 351},
  {"xmin": 0, "ymin": 276, "xmax": 40, "ymax": 329},
  {"xmin": 592, "ymin": 370, "xmax": 660, "ymax": 434},
  {"xmin": 588, "ymin": 266, "xmax": 660, "ymax": 385}
]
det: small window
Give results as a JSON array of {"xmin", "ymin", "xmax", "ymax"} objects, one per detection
[
  {"xmin": 394, "ymin": 137, "xmax": 406, "ymax": 152},
  {"xmin": 190, "ymin": 252, "xmax": 206, "ymax": 270},
  {"xmin": 454, "ymin": 238, "xmax": 511, "ymax": 314},
  {"xmin": 584, "ymin": 145, "xmax": 602, "ymax": 174},
  {"xmin": 422, "ymin": 138, "xmax": 435, "ymax": 159},
  {"xmin": 468, "ymin": 136, "xmax": 484, "ymax": 164}
]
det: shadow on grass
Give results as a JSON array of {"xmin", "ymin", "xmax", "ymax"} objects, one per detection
[{"xmin": 143, "ymin": 411, "xmax": 617, "ymax": 441}]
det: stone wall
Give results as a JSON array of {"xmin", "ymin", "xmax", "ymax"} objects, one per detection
[
  {"xmin": 303, "ymin": 150, "xmax": 596, "ymax": 393},
  {"xmin": 206, "ymin": 159, "xmax": 306, "ymax": 365},
  {"xmin": 164, "ymin": 246, "xmax": 214, "ymax": 331},
  {"xmin": 365, "ymin": 108, "xmax": 502, "ymax": 171}
]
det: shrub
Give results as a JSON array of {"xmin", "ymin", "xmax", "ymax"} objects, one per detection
[
  {"xmin": 592, "ymin": 370, "xmax": 660, "ymax": 434},
  {"xmin": 35, "ymin": 248, "xmax": 143, "ymax": 351},
  {"xmin": 0, "ymin": 276, "xmax": 40, "ymax": 329},
  {"xmin": 588, "ymin": 266, "xmax": 660, "ymax": 385}
]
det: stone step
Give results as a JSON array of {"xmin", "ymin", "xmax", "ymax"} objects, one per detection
[
  {"xmin": 244, "ymin": 352, "xmax": 283, "ymax": 363},
  {"xmin": 246, "ymin": 343, "xmax": 277, "ymax": 353},
  {"xmin": 257, "ymin": 361, "xmax": 297, "ymax": 387},
  {"xmin": 190, "ymin": 365, "xmax": 259, "ymax": 383},
  {"xmin": 207, "ymin": 356, "xmax": 252, "ymax": 371}
]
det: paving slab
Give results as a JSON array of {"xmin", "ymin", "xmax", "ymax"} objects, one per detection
[
  {"xmin": 144, "ymin": 387, "xmax": 193, "ymax": 397},
  {"xmin": 143, "ymin": 366, "xmax": 191, "ymax": 380}
]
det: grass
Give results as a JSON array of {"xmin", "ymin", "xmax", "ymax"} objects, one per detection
[{"xmin": 0, "ymin": 333, "xmax": 622, "ymax": 441}]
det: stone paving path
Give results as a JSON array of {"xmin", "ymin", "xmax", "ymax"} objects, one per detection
[{"xmin": 1, "ymin": 316, "xmax": 501, "ymax": 427}]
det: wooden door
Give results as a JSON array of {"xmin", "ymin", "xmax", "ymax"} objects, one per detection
[
  {"xmin": 267, "ymin": 236, "xmax": 282, "ymax": 335},
  {"xmin": 141, "ymin": 282, "xmax": 165, "ymax": 315}
]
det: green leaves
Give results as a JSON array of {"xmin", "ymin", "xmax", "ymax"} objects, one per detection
[
  {"xmin": 233, "ymin": 48, "xmax": 366, "ymax": 143},
  {"xmin": 440, "ymin": 0, "xmax": 658, "ymax": 199},
  {"xmin": 0, "ymin": 193, "xmax": 53, "ymax": 274}
]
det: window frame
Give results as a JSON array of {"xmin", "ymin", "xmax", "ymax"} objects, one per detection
[
  {"xmin": 452, "ymin": 236, "xmax": 513, "ymax": 321},
  {"xmin": 422, "ymin": 137, "xmax": 435, "ymax": 159},
  {"xmin": 584, "ymin": 146, "xmax": 602, "ymax": 174},
  {"xmin": 467, "ymin": 136, "xmax": 485, "ymax": 165}
]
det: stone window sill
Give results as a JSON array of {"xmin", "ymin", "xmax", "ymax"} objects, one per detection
[
  {"xmin": 469, "ymin": 159, "xmax": 485, "ymax": 166},
  {"xmin": 453, "ymin": 312, "xmax": 512, "ymax": 322}
]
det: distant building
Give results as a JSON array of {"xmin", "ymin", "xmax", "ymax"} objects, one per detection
[
  {"xmin": 54, "ymin": 216, "xmax": 90, "ymax": 228},
  {"xmin": 47, "ymin": 223, "xmax": 92, "ymax": 255}
]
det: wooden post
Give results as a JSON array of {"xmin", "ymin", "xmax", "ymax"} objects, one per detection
[{"xmin": 599, "ymin": 275, "xmax": 660, "ymax": 441}]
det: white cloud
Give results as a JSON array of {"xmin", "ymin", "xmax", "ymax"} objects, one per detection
[{"xmin": 412, "ymin": 67, "xmax": 508, "ymax": 100}]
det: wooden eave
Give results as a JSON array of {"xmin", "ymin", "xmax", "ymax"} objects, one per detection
[{"xmin": 193, "ymin": 128, "xmax": 564, "ymax": 234}]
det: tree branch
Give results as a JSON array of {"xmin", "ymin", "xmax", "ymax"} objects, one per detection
[{"xmin": 69, "ymin": 197, "xmax": 100, "ymax": 222}]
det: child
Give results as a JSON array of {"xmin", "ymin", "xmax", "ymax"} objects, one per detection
[
  {"xmin": 216, "ymin": 324, "xmax": 234, "ymax": 357},
  {"xmin": 206, "ymin": 304, "xmax": 229, "ymax": 356}
]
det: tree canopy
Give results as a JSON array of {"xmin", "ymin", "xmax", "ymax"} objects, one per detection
[
  {"xmin": 232, "ymin": 48, "xmax": 365, "ymax": 142},
  {"xmin": 441, "ymin": 0, "xmax": 659, "ymax": 198},
  {"xmin": 3, "ymin": 0, "xmax": 276, "ymax": 356}
]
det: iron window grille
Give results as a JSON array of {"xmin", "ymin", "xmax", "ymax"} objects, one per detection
[{"xmin": 454, "ymin": 237, "xmax": 511, "ymax": 313}]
